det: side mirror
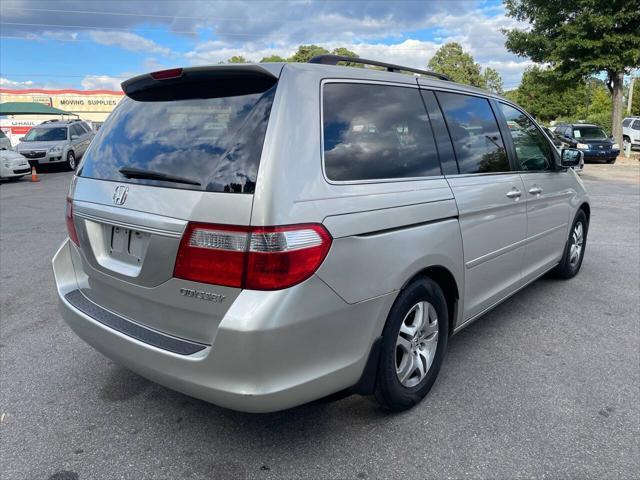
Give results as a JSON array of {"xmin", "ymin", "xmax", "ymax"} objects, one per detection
[
  {"xmin": 560, "ymin": 148, "xmax": 583, "ymax": 167},
  {"xmin": 71, "ymin": 134, "xmax": 79, "ymax": 140}
]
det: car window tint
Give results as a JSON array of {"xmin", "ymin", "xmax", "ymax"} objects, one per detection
[
  {"xmin": 499, "ymin": 103, "xmax": 554, "ymax": 171},
  {"xmin": 623, "ymin": 119, "xmax": 632, "ymax": 127},
  {"xmin": 633, "ymin": 120, "xmax": 640, "ymax": 130},
  {"xmin": 72, "ymin": 124, "xmax": 84, "ymax": 137},
  {"xmin": 436, "ymin": 92, "xmax": 509, "ymax": 174},
  {"xmin": 323, "ymin": 83, "xmax": 441, "ymax": 181}
]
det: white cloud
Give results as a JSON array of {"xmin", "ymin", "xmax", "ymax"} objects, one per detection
[
  {"xmin": 88, "ymin": 31, "xmax": 172, "ymax": 56},
  {"xmin": 80, "ymin": 75, "xmax": 124, "ymax": 91},
  {"xmin": 0, "ymin": 77, "xmax": 36, "ymax": 88}
]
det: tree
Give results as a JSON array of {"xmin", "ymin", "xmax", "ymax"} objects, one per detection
[
  {"xmin": 427, "ymin": 42, "xmax": 504, "ymax": 92},
  {"xmin": 510, "ymin": 66, "xmax": 586, "ymax": 122},
  {"xmin": 289, "ymin": 45, "xmax": 330, "ymax": 63},
  {"xmin": 483, "ymin": 67, "xmax": 504, "ymax": 94},
  {"xmin": 330, "ymin": 47, "xmax": 361, "ymax": 67},
  {"xmin": 226, "ymin": 55, "xmax": 248, "ymax": 63},
  {"xmin": 427, "ymin": 42, "xmax": 485, "ymax": 87},
  {"xmin": 259, "ymin": 55, "xmax": 287, "ymax": 63},
  {"xmin": 503, "ymin": 0, "xmax": 640, "ymax": 145}
]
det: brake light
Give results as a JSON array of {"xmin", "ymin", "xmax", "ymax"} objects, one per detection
[
  {"xmin": 150, "ymin": 68, "xmax": 183, "ymax": 80},
  {"xmin": 65, "ymin": 197, "xmax": 79, "ymax": 246},
  {"xmin": 173, "ymin": 223, "xmax": 332, "ymax": 290}
]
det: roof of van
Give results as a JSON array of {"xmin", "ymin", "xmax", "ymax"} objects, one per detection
[{"xmin": 121, "ymin": 61, "xmax": 509, "ymax": 103}]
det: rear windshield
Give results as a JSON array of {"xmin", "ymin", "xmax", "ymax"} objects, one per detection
[
  {"xmin": 23, "ymin": 127, "xmax": 67, "ymax": 142},
  {"xmin": 78, "ymin": 86, "xmax": 276, "ymax": 193}
]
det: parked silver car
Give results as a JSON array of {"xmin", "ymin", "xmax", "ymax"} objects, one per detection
[
  {"xmin": 52, "ymin": 57, "xmax": 589, "ymax": 413},
  {"xmin": 0, "ymin": 129, "xmax": 13, "ymax": 151},
  {"xmin": 16, "ymin": 119, "xmax": 94, "ymax": 170}
]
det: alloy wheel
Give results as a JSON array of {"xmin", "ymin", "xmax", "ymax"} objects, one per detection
[{"xmin": 395, "ymin": 301, "xmax": 439, "ymax": 388}]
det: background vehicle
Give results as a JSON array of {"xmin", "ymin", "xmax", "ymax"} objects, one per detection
[
  {"xmin": 15, "ymin": 119, "xmax": 94, "ymax": 170},
  {"xmin": 554, "ymin": 123, "xmax": 619, "ymax": 163},
  {"xmin": 0, "ymin": 150, "xmax": 30, "ymax": 180},
  {"xmin": 542, "ymin": 126, "xmax": 583, "ymax": 173},
  {"xmin": 622, "ymin": 116, "xmax": 640, "ymax": 150},
  {"xmin": 0, "ymin": 129, "xmax": 13, "ymax": 150},
  {"xmin": 53, "ymin": 58, "xmax": 589, "ymax": 413}
]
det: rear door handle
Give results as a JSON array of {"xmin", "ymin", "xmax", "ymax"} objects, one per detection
[
  {"xmin": 506, "ymin": 188, "xmax": 522, "ymax": 199},
  {"xmin": 529, "ymin": 186, "xmax": 543, "ymax": 195}
]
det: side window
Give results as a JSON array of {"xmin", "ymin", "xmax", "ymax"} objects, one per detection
[
  {"xmin": 632, "ymin": 120, "xmax": 640, "ymax": 130},
  {"xmin": 436, "ymin": 92, "xmax": 509, "ymax": 174},
  {"xmin": 622, "ymin": 118, "xmax": 632, "ymax": 128},
  {"xmin": 322, "ymin": 83, "xmax": 441, "ymax": 181},
  {"xmin": 71, "ymin": 124, "xmax": 84, "ymax": 137},
  {"xmin": 499, "ymin": 103, "xmax": 555, "ymax": 171}
]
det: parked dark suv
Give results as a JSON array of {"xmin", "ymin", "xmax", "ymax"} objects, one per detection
[{"xmin": 554, "ymin": 123, "xmax": 619, "ymax": 163}]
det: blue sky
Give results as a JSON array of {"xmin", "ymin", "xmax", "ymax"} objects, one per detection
[{"xmin": 0, "ymin": 0, "xmax": 532, "ymax": 91}]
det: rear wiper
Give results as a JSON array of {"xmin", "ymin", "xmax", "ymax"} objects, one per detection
[{"xmin": 118, "ymin": 167, "xmax": 201, "ymax": 186}]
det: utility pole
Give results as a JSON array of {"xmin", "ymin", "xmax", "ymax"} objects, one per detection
[{"xmin": 627, "ymin": 76, "xmax": 635, "ymax": 115}]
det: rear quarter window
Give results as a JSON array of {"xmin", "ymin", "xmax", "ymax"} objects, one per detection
[
  {"xmin": 322, "ymin": 83, "xmax": 441, "ymax": 182},
  {"xmin": 78, "ymin": 86, "xmax": 276, "ymax": 193}
]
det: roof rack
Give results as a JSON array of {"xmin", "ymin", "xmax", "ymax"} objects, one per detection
[{"xmin": 308, "ymin": 54, "xmax": 451, "ymax": 81}]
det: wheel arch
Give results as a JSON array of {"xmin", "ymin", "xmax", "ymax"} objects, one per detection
[
  {"xmin": 401, "ymin": 265, "xmax": 460, "ymax": 337},
  {"xmin": 579, "ymin": 202, "xmax": 590, "ymax": 224}
]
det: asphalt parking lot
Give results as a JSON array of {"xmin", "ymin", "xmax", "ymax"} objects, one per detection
[{"xmin": 1, "ymin": 164, "xmax": 639, "ymax": 480}]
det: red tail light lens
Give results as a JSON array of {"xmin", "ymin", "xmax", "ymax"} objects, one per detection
[
  {"xmin": 65, "ymin": 197, "xmax": 79, "ymax": 246},
  {"xmin": 173, "ymin": 223, "xmax": 332, "ymax": 290},
  {"xmin": 245, "ymin": 225, "xmax": 332, "ymax": 290}
]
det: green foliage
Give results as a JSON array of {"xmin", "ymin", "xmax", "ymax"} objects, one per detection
[
  {"xmin": 226, "ymin": 56, "xmax": 248, "ymax": 63},
  {"xmin": 427, "ymin": 42, "xmax": 504, "ymax": 92},
  {"xmin": 511, "ymin": 67, "xmax": 614, "ymax": 133},
  {"xmin": 504, "ymin": 0, "xmax": 640, "ymax": 81},
  {"xmin": 503, "ymin": 0, "xmax": 640, "ymax": 140},
  {"xmin": 483, "ymin": 67, "xmax": 504, "ymax": 94},
  {"xmin": 427, "ymin": 42, "xmax": 484, "ymax": 87},
  {"xmin": 288, "ymin": 45, "xmax": 330, "ymax": 63},
  {"xmin": 510, "ymin": 66, "xmax": 585, "ymax": 122},
  {"xmin": 259, "ymin": 55, "xmax": 287, "ymax": 63},
  {"xmin": 631, "ymin": 79, "xmax": 640, "ymax": 116},
  {"xmin": 330, "ymin": 47, "xmax": 362, "ymax": 67}
]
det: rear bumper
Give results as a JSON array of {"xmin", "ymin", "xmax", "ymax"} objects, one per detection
[{"xmin": 52, "ymin": 240, "xmax": 394, "ymax": 412}]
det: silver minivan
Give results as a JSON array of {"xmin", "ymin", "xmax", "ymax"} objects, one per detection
[
  {"xmin": 52, "ymin": 57, "xmax": 589, "ymax": 412},
  {"xmin": 16, "ymin": 119, "xmax": 93, "ymax": 170}
]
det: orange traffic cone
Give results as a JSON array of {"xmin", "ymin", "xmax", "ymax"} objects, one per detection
[{"xmin": 30, "ymin": 166, "xmax": 40, "ymax": 182}]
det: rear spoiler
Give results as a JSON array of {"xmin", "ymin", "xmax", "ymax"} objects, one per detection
[{"xmin": 121, "ymin": 65, "xmax": 281, "ymax": 101}]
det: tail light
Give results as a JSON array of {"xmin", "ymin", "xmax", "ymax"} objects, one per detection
[
  {"xmin": 65, "ymin": 197, "xmax": 79, "ymax": 246},
  {"xmin": 174, "ymin": 223, "xmax": 332, "ymax": 290}
]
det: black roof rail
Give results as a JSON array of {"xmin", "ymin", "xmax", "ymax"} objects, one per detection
[{"xmin": 308, "ymin": 54, "xmax": 451, "ymax": 81}]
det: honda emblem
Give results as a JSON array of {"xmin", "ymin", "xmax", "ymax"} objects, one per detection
[{"xmin": 112, "ymin": 186, "xmax": 129, "ymax": 205}]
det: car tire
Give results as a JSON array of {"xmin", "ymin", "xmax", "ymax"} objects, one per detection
[
  {"xmin": 552, "ymin": 209, "xmax": 588, "ymax": 279},
  {"xmin": 65, "ymin": 151, "xmax": 76, "ymax": 171},
  {"xmin": 374, "ymin": 277, "xmax": 448, "ymax": 412}
]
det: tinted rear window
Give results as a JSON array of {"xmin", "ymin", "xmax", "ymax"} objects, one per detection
[
  {"xmin": 78, "ymin": 86, "xmax": 276, "ymax": 193},
  {"xmin": 323, "ymin": 83, "xmax": 441, "ymax": 181},
  {"xmin": 437, "ymin": 92, "xmax": 509, "ymax": 174}
]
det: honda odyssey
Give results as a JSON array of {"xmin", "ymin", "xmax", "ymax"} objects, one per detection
[{"xmin": 52, "ymin": 56, "xmax": 589, "ymax": 412}]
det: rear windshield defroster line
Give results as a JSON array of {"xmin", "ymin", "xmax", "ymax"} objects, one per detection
[{"xmin": 78, "ymin": 85, "xmax": 277, "ymax": 194}]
